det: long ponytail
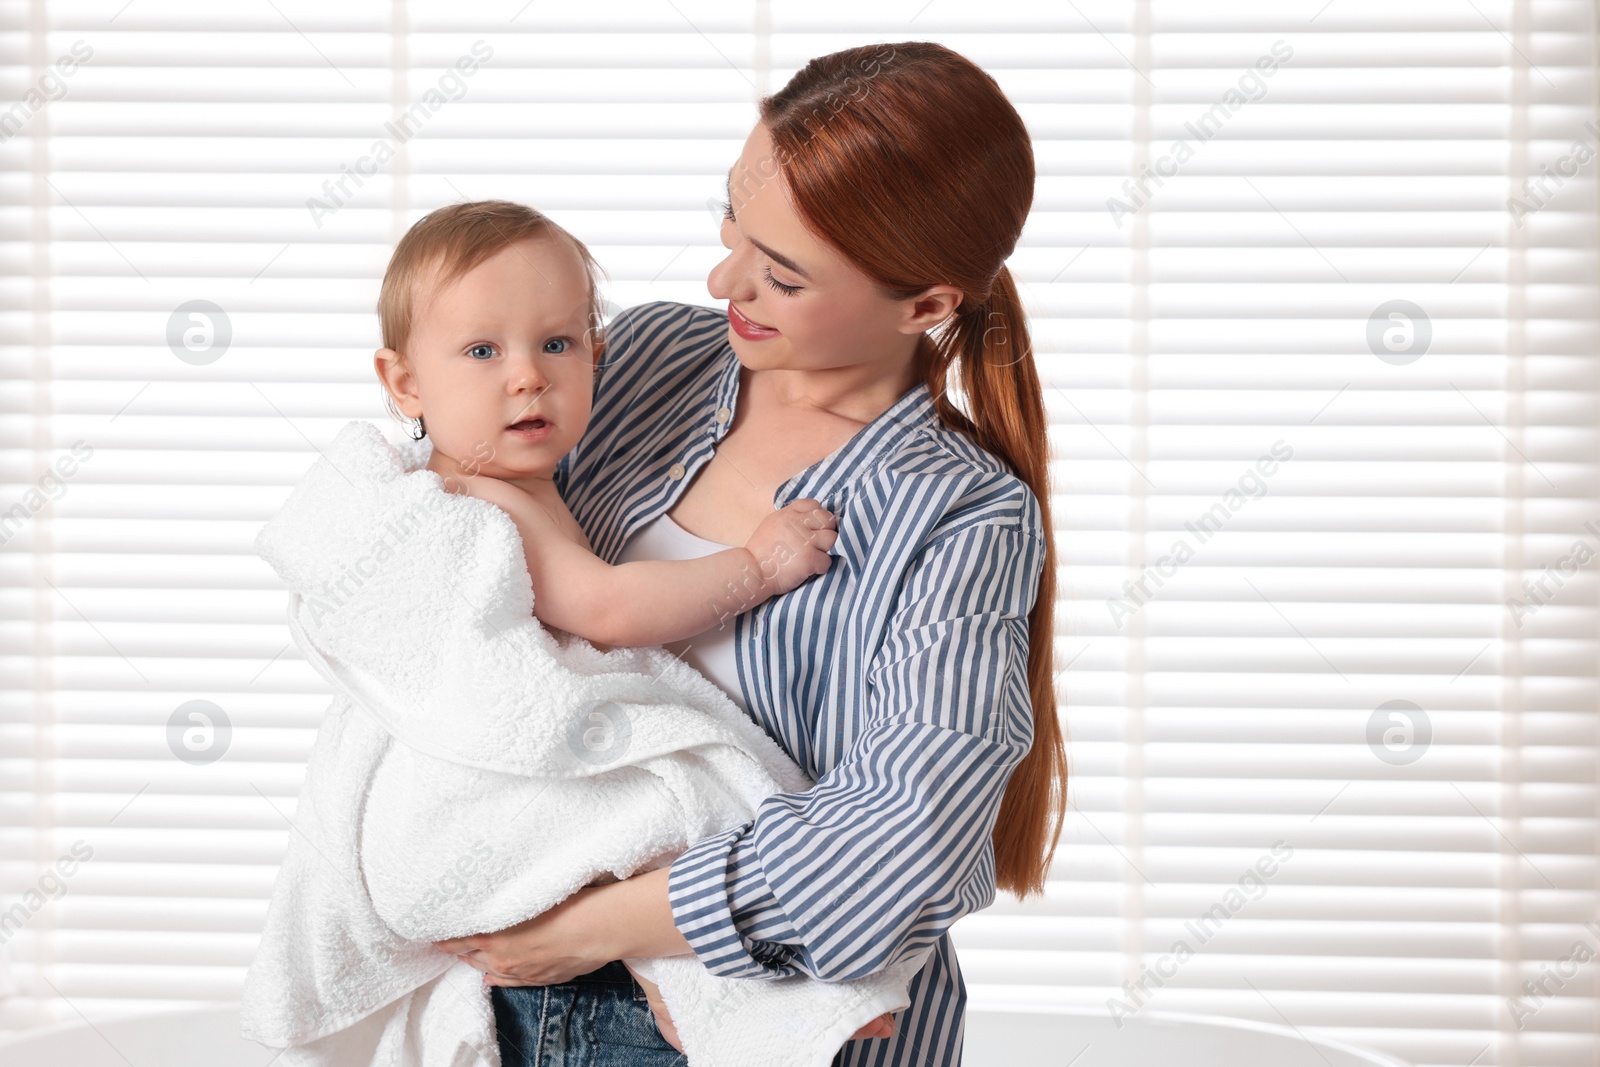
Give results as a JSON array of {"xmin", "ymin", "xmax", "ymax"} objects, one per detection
[
  {"xmin": 923, "ymin": 267, "xmax": 1065, "ymax": 897},
  {"xmin": 762, "ymin": 44, "xmax": 1066, "ymax": 897}
]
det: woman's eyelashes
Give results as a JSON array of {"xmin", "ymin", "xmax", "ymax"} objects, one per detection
[
  {"xmin": 763, "ymin": 266, "xmax": 802, "ymax": 297},
  {"xmin": 719, "ymin": 198, "xmax": 735, "ymax": 222}
]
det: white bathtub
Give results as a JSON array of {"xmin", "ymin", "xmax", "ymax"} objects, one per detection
[
  {"xmin": 0, "ymin": 1003, "xmax": 1410, "ymax": 1066},
  {"xmin": 0, "ymin": 1005, "xmax": 277, "ymax": 1066},
  {"xmin": 963, "ymin": 1005, "xmax": 1411, "ymax": 1067}
]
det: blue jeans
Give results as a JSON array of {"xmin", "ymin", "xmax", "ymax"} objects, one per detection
[{"xmin": 490, "ymin": 960, "xmax": 686, "ymax": 1067}]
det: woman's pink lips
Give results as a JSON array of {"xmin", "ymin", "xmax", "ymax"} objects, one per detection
[{"xmin": 728, "ymin": 303, "xmax": 780, "ymax": 341}]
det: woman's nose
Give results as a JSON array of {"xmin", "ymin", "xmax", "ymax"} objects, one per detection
[
  {"xmin": 707, "ymin": 245, "xmax": 754, "ymax": 302},
  {"xmin": 709, "ymin": 214, "xmax": 769, "ymax": 302},
  {"xmin": 706, "ymin": 251, "xmax": 734, "ymax": 300}
]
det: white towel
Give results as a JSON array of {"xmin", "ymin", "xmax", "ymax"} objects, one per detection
[{"xmin": 239, "ymin": 420, "xmax": 923, "ymax": 1067}]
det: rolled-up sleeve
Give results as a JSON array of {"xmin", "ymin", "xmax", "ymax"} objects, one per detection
[{"xmin": 666, "ymin": 516, "xmax": 1047, "ymax": 982}]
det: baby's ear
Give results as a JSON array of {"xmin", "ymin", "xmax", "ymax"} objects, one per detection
[{"xmin": 374, "ymin": 346, "xmax": 423, "ymax": 417}]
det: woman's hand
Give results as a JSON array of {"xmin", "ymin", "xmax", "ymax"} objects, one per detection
[
  {"xmin": 433, "ymin": 883, "xmax": 617, "ymax": 987},
  {"xmin": 621, "ymin": 962, "xmax": 685, "ymax": 1052},
  {"xmin": 435, "ymin": 865, "xmax": 899, "ymax": 1047},
  {"xmin": 433, "ymin": 866, "xmax": 691, "ymax": 987}
]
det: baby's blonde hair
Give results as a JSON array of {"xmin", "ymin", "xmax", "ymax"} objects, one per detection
[{"xmin": 377, "ymin": 199, "xmax": 608, "ymax": 429}]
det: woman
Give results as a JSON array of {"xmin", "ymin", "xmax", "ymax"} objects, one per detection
[{"xmin": 433, "ymin": 41, "xmax": 1066, "ymax": 1067}]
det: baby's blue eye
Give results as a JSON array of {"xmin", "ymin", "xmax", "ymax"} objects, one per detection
[
  {"xmin": 544, "ymin": 338, "xmax": 570, "ymax": 355},
  {"xmin": 468, "ymin": 343, "xmax": 496, "ymax": 360}
]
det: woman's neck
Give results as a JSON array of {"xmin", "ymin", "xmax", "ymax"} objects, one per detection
[{"xmin": 750, "ymin": 338, "xmax": 921, "ymax": 427}]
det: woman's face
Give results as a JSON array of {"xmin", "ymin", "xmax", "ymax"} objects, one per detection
[{"xmin": 707, "ymin": 122, "xmax": 960, "ymax": 378}]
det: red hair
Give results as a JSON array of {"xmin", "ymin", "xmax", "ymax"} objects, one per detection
[{"xmin": 761, "ymin": 42, "xmax": 1065, "ymax": 897}]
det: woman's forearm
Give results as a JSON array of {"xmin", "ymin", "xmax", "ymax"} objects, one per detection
[
  {"xmin": 581, "ymin": 866, "xmax": 694, "ymax": 959},
  {"xmin": 433, "ymin": 865, "xmax": 693, "ymax": 987}
]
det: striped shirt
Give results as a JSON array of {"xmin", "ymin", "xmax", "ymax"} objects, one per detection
[{"xmin": 554, "ymin": 301, "xmax": 1046, "ymax": 1067}]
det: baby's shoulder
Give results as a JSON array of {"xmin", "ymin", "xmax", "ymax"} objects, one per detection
[{"xmin": 454, "ymin": 477, "xmax": 588, "ymax": 551}]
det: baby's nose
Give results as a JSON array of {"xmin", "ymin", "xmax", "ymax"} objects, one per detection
[{"xmin": 510, "ymin": 365, "xmax": 549, "ymax": 392}]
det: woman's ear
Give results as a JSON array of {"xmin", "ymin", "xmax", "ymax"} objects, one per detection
[
  {"xmin": 374, "ymin": 347, "xmax": 424, "ymax": 418},
  {"xmin": 897, "ymin": 284, "xmax": 964, "ymax": 335}
]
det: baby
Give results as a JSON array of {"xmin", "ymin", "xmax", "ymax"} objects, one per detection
[
  {"xmin": 368, "ymin": 198, "xmax": 836, "ymax": 1047},
  {"xmin": 371, "ymin": 199, "xmax": 836, "ymax": 655},
  {"xmin": 241, "ymin": 198, "xmax": 916, "ymax": 1064}
]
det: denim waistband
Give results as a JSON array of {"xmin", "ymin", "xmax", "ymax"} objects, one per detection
[{"xmin": 565, "ymin": 959, "xmax": 634, "ymax": 986}]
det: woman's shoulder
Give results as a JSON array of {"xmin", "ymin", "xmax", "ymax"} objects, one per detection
[
  {"xmin": 871, "ymin": 410, "xmax": 1047, "ymax": 550},
  {"xmin": 612, "ymin": 299, "xmax": 723, "ymax": 326},
  {"xmin": 558, "ymin": 302, "xmax": 727, "ymax": 494},
  {"xmin": 590, "ymin": 301, "xmax": 728, "ymax": 409},
  {"xmin": 603, "ymin": 300, "xmax": 726, "ymax": 364}
]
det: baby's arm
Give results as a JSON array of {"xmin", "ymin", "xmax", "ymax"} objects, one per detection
[{"xmin": 448, "ymin": 474, "xmax": 836, "ymax": 648}]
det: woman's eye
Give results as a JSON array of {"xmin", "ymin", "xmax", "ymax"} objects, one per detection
[
  {"xmin": 543, "ymin": 337, "xmax": 571, "ymax": 355},
  {"xmin": 720, "ymin": 198, "xmax": 735, "ymax": 222},
  {"xmin": 468, "ymin": 343, "xmax": 496, "ymax": 360},
  {"xmin": 762, "ymin": 266, "xmax": 802, "ymax": 297}
]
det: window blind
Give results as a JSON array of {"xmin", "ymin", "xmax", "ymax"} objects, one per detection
[
  {"xmin": 945, "ymin": 5, "xmax": 1600, "ymax": 1067},
  {"xmin": 1, "ymin": 4, "xmax": 1597, "ymax": 1067}
]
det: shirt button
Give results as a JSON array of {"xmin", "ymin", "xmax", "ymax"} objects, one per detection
[
  {"xmin": 668, "ymin": 463, "xmax": 686, "ymax": 481},
  {"xmin": 715, "ymin": 407, "xmax": 731, "ymax": 424}
]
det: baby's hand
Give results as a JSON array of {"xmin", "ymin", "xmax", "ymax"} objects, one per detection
[{"xmin": 745, "ymin": 498, "xmax": 837, "ymax": 596}]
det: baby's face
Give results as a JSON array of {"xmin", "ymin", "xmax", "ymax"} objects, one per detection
[{"xmin": 395, "ymin": 236, "xmax": 597, "ymax": 482}]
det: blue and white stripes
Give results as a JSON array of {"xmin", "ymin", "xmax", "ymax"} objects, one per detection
[{"xmin": 555, "ymin": 301, "xmax": 1046, "ymax": 1067}]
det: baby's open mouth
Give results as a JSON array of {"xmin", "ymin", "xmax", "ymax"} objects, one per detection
[{"xmin": 508, "ymin": 418, "xmax": 549, "ymax": 430}]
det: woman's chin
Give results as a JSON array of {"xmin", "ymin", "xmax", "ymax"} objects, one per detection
[{"xmin": 726, "ymin": 330, "xmax": 792, "ymax": 367}]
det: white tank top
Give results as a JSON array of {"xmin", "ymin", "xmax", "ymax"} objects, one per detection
[{"xmin": 615, "ymin": 512, "xmax": 748, "ymax": 713}]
